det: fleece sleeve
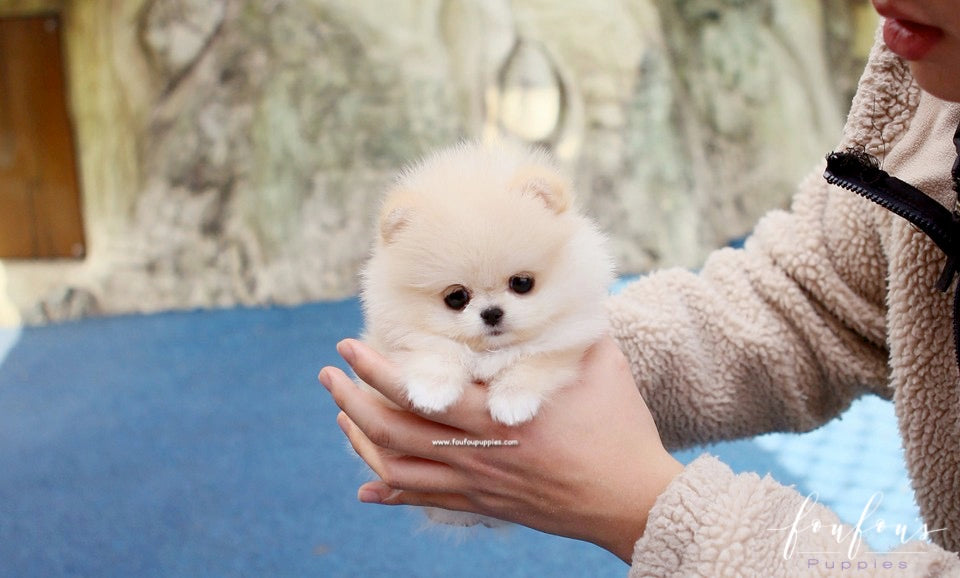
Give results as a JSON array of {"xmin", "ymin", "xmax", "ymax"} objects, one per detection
[
  {"xmin": 606, "ymin": 167, "xmax": 893, "ymax": 450},
  {"xmin": 630, "ymin": 456, "xmax": 960, "ymax": 577}
]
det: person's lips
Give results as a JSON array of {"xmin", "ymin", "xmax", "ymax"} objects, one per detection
[{"xmin": 881, "ymin": 15, "xmax": 944, "ymax": 61}]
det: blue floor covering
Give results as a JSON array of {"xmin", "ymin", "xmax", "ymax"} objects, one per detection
[{"xmin": 0, "ymin": 298, "xmax": 920, "ymax": 577}]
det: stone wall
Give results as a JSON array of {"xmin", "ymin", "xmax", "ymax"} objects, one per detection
[{"xmin": 0, "ymin": 0, "xmax": 877, "ymax": 324}]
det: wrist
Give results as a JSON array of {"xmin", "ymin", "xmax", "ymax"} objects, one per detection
[{"xmin": 602, "ymin": 453, "xmax": 685, "ymax": 564}]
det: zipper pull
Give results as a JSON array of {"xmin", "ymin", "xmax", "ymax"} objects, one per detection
[{"xmin": 937, "ymin": 256, "xmax": 958, "ymax": 292}]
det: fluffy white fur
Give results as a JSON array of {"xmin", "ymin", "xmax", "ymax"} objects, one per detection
[{"xmin": 358, "ymin": 141, "xmax": 614, "ymax": 525}]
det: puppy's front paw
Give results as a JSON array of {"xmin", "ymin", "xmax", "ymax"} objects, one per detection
[
  {"xmin": 405, "ymin": 376, "xmax": 463, "ymax": 414},
  {"xmin": 487, "ymin": 388, "xmax": 543, "ymax": 426}
]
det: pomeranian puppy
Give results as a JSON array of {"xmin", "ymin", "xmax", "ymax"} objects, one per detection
[
  {"xmin": 359, "ymin": 141, "xmax": 614, "ymax": 427},
  {"xmin": 358, "ymin": 141, "xmax": 614, "ymax": 527}
]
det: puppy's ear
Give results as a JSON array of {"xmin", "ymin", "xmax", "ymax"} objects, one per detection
[
  {"xmin": 509, "ymin": 165, "xmax": 572, "ymax": 214},
  {"xmin": 378, "ymin": 190, "xmax": 416, "ymax": 244}
]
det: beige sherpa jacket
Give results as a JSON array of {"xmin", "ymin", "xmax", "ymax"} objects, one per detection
[{"xmin": 607, "ymin": 35, "xmax": 960, "ymax": 577}]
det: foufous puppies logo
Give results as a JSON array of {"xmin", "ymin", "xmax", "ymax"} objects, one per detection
[{"xmin": 768, "ymin": 492, "xmax": 946, "ymax": 571}]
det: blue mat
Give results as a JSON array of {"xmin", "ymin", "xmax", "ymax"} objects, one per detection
[{"xmin": 0, "ymin": 299, "xmax": 918, "ymax": 577}]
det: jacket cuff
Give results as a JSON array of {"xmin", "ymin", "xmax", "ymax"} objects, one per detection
[
  {"xmin": 628, "ymin": 454, "xmax": 960, "ymax": 576},
  {"xmin": 628, "ymin": 453, "xmax": 808, "ymax": 576}
]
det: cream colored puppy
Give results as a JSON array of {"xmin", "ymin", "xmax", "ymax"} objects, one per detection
[{"xmin": 359, "ymin": 141, "xmax": 614, "ymax": 428}]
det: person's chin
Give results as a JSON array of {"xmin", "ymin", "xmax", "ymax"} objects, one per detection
[{"xmin": 909, "ymin": 59, "xmax": 960, "ymax": 103}]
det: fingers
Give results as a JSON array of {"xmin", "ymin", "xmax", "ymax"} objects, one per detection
[
  {"xmin": 356, "ymin": 480, "xmax": 478, "ymax": 515},
  {"xmin": 340, "ymin": 412, "xmax": 485, "ymax": 515},
  {"xmin": 336, "ymin": 339, "xmax": 494, "ymax": 433},
  {"xmin": 320, "ymin": 364, "xmax": 458, "ymax": 457},
  {"xmin": 335, "ymin": 339, "xmax": 411, "ymax": 410},
  {"xmin": 336, "ymin": 411, "xmax": 465, "ymax": 494}
]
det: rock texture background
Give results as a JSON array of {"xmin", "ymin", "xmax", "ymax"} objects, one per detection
[{"xmin": 0, "ymin": 0, "xmax": 878, "ymax": 324}]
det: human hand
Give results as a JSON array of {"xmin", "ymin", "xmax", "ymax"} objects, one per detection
[{"xmin": 318, "ymin": 336, "xmax": 684, "ymax": 564}]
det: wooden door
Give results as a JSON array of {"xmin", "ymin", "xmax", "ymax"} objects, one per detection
[{"xmin": 0, "ymin": 14, "xmax": 85, "ymax": 259}]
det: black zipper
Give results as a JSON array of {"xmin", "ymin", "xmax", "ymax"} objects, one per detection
[
  {"xmin": 823, "ymin": 148, "xmax": 960, "ymax": 371},
  {"xmin": 824, "ymin": 150, "xmax": 960, "ymax": 271}
]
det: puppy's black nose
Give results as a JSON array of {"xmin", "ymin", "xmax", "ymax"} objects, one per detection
[{"xmin": 480, "ymin": 306, "xmax": 504, "ymax": 326}]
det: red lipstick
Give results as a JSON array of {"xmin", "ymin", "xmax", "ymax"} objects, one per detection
[{"xmin": 875, "ymin": 3, "xmax": 944, "ymax": 61}]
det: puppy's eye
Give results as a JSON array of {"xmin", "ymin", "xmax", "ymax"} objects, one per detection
[
  {"xmin": 443, "ymin": 285, "xmax": 471, "ymax": 311},
  {"xmin": 509, "ymin": 274, "xmax": 535, "ymax": 295}
]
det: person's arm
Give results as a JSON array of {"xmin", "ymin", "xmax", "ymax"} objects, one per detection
[
  {"xmin": 632, "ymin": 455, "xmax": 960, "ymax": 577},
  {"xmin": 320, "ymin": 335, "xmax": 960, "ymax": 576},
  {"xmin": 608, "ymin": 168, "xmax": 892, "ymax": 450}
]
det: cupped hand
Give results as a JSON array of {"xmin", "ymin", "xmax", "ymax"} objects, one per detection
[{"xmin": 318, "ymin": 335, "xmax": 683, "ymax": 563}]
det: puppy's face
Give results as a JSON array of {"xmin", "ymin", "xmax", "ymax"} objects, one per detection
[
  {"xmin": 362, "ymin": 145, "xmax": 593, "ymax": 352},
  {"xmin": 431, "ymin": 268, "xmax": 544, "ymax": 351}
]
